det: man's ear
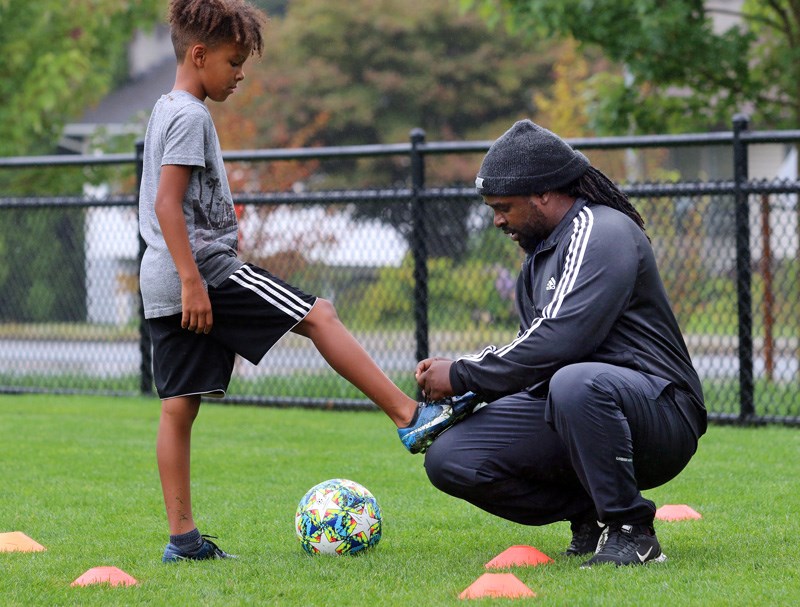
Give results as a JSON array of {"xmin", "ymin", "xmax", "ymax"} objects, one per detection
[{"xmin": 190, "ymin": 44, "xmax": 207, "ymax": 67}]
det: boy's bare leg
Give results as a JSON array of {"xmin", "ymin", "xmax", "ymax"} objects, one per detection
[
  {"xmin": 157, "ymin": 395, "xmax": 201, "ymax": 535},
  {"xmin": 292, "ymin": 299, "xmax": 418, "ymax": 427}
]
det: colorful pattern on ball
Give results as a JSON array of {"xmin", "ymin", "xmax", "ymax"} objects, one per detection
[{"xmin": 295, "ymin": 479, "xmax": 382, "ymax": 555}]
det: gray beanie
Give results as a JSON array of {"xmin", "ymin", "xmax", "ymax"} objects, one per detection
[{"xmin": 475, "ymin": 120, "xmax": 590, "ymax": 196}]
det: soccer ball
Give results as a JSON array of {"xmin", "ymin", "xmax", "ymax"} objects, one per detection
[{"xmin": 295, "ymin": 478, "xmax": 382, "ymax": 555}]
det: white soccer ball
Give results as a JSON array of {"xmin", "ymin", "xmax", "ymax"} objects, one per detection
[{"xmin": 295, "ymin": 478, "xmax": 382, "ymax": 555}]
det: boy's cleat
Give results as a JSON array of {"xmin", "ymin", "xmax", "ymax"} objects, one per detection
[
  {"xmin": 162, "ymin": 535, "xmax": 237, "ymax": 563},
  {"xmin": 580, "ymin": 524, "xmax": 667, "ymax": 568},
  {"xmin": 398, "ymin": 392, "xmax": 480, "ymax": 454},
  {"xmin": 564, "ymin": 520, "xmax": 605, "ymax": 556}
]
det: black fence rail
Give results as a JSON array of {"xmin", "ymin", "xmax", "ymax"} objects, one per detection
[{"xmin": 1, "ymin": 116, "xmax": 798, "ymax": 425}]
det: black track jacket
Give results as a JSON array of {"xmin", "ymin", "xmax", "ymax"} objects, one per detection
[{"xmin": 449, "ymin": 198, "xmax": 705, "ymax": 427}]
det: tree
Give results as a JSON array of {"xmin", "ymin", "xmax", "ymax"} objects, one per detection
[
  {"xmin": 0, "ymin": 0, "xmax": 163, "ymax": 156},
  {"xmin": 213, "ymin": 0, "xmax": 559, "ymax": 259},
  {"xmin": 251, "ymin": 0, "xmax": 288, "ymax": 17},
  {"xmin": 0, "ymin": 1, "xmax": 162, "ymax": 322},
  {"xmin": 463, "ymin": 0, "xmax": 800, "ymax": 133},
  {"xmin": 531, "ymin": 37, "xmax": 591, "ymax": 137},
  {"xmin": 217, "ymin": 0, "xmax": 557, "ymax": 170}
]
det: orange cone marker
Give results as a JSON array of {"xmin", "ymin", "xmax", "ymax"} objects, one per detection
[
  {"xmin": 71, "ymin": 566, "xmax": 138, "ymax": 587},
  {"xmin": 0, "ymin": 531, "xmax": 46, "ymax": 553},
  {"xmin": 460, "ymin": 573, "xmax": 535, "ymax": 599},
  {"xmin": 656, "ymin": 504, "xmax": 702, "ymax": 521},
  {"xmin": 485, "ymin": 544, "xmax": 553, "ymax": 569}
]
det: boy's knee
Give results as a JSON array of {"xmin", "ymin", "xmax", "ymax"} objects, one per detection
[
  {"xmin": 308, "ymin": 298, "xmax": 339, "ymax": 323},
  {"xmin": 297, "ymin": 299, "xmax": 341, "ymax": 336}
]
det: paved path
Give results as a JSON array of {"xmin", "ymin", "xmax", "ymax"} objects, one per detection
[{"xmin": 0, "ymin": 334, "xmax": 797, "ymax": 381}]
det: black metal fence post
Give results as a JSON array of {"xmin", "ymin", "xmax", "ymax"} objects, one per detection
[
  {"xmin": 732, "ymin": 114, "xmax": 754, "ymax": 420},
  {"xmin": 409, "ymin": 128, "xmax": 429, "ymax": 392},
  {"xmin": 135, "ymin": 139, "xmax": 153, "ymax": 395}
]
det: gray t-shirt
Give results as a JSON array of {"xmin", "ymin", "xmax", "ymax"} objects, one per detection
[{"xmin": 138, "ymin": 90, "xmax": 243, "ymax": 319}]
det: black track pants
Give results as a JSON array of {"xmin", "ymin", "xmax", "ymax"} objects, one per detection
[{"xmin": 424, "ymin": 362, "xmax": 701, "ymax": 526}]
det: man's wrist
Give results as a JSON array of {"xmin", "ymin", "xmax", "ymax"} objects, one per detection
[{"xmin": 449, "ymin": 361, "xmax": 468, "ymax": 395}]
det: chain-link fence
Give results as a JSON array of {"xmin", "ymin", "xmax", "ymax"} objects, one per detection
[{"xmin": 1, "ymin": 118, "xmax": 798, "ymax": 425}]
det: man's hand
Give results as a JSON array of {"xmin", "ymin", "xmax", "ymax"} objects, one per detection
[
  {"xmin": 181, "ymin": 275, "xmax": 213, "ymax": 334},
  {"xmin": 415, "ymin": 357, "xmax": 455, "ymax": 401}
]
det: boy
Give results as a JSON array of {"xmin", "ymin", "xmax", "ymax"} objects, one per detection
[{"xmin": 140, "ymin": 0, "xmax": 477, "ymax": 562}]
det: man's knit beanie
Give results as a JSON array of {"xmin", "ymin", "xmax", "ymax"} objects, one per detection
[{"xmin": 475, "ymin": 120, "xmax": 590, "ymax": 196}]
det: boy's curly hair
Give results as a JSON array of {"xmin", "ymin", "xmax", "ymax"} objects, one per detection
[{"xmin": 169, "ymin": 0, "xmax": 266, "ymax": 61}]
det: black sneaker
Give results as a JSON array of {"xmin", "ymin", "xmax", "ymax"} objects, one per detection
[
  {"xmin": 580, "ymin": 524, "xmax": 667, "ymax": 568},
  {"xmin": 162, "ymin": 535, "xmax": 237, "ymax": 563},
  {"xmin": 564, "ymin": 520, "xmax": 605, "ymax": 556}
]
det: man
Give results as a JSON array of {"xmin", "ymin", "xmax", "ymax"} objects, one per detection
[{"xmin": 414, "ymin": 120, "xmax": 706, "ymax": 567}]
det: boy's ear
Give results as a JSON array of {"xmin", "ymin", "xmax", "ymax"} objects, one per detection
[{"xmin": 190, "ymin": 44, "xmax": 207, "ymax": 67}]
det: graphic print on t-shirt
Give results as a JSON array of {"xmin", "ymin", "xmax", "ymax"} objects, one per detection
[{"xmin": 191, "ymin": 170, "xmax": 238, "ymax": 248}]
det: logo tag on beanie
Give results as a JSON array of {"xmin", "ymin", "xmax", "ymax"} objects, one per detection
[{"xmin": 475, "ymin": 177, "xmax": 484, "ymax": 189}]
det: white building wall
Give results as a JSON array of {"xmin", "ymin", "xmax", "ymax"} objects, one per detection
[{"xmin": 84, "ymin": 185, "xmax": 140, "ymax": 325}]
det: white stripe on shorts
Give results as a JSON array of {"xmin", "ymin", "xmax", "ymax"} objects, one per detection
[{"xmin": 228, "ymin": 265, "xmax": 314, "ymax": 321}]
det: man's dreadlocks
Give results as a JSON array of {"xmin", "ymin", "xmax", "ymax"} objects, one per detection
[{"xmin": 564, "ymin": 166, "xmax": 647, "ymax": 237}]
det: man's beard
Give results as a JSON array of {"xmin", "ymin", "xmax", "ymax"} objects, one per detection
[
  {"xmin": 517, "ymin": 233, "xmax": 541, "ymax": 254},
  {"xmin": 516, "ymin": 221, "xmax": 550, "ymax": 253},
  {"xmin": 515, "ymin": 203, "xmax": 550, "ymax": 254}
]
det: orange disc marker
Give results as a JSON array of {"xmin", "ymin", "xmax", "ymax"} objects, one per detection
[
  {"xmin": 656, "ymin": 504, "xmax": 702, "ymax": 521},
  {"xmin": 459, "ymin": 573, "xmax": 536, "ymax": 599},
  {"xmin": 485, "ymin": 544, "xmax": 553, "ymax": 569},
  {"xmin": 71, "ymin": 566, "xmax": 138, "ymax": 587},
  {"xmin": 0, "ymin": 532, "xmax": 46, "ymax": 553}
]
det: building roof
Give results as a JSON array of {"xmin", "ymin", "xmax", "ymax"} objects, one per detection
[
  {"xmin": 60, "ymin": 26, "xmax": 176, "ymax": 153},
  {"xmin": 82, "ymin": 58, "xmax": 175, "ymax": 126}
]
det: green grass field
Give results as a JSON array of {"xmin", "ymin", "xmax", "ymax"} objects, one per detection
[{"xmin": 1, "ymin": 394, "xmax": 798, "ymax": 606}]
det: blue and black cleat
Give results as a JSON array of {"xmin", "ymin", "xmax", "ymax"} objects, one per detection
[{"xmin": 398, "ymin": 392, "xmax": 480, "ymax": 454}]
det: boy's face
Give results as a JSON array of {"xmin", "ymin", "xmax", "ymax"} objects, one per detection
[{"xmin": 195, "ymin": 41, "xmax": 250, "ymax": 102}]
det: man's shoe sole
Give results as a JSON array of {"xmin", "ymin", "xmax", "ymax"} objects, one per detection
[{"xmin": 580, "ymin": 552, "xmax": 667, "ymax": 568}]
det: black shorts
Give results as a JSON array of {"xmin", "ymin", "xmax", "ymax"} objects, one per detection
[{"xmin": 147, "ymin": 263, "xmax": 317, "ymax": 400}]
